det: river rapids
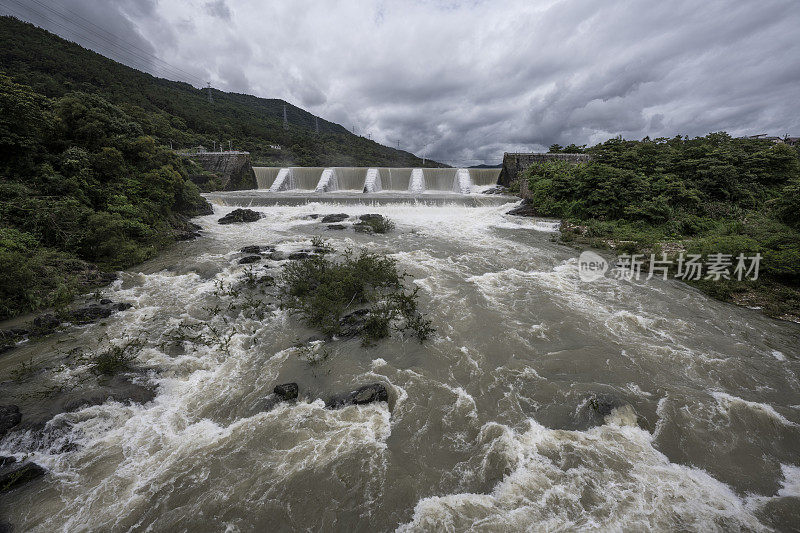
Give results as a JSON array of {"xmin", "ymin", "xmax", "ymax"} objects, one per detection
[{"xmin": 1, "ymin": 198, "xmax": 799, "ymax": 531}]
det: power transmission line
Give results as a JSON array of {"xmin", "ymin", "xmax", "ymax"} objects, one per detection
[{"xmin": 0, "ymin": 0, "xmax": 206, "ymax": 86}]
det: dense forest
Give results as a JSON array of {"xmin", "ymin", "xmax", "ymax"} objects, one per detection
[
  {"xmin": 0, "ymin": 16, "xmax": 440, "ymax": 168},
  {"xmin": 526, "ymin": 134, "xmax": 800, "ymax": 319},
  {"xmin": 0, "ymin": 15, "xmax": 447, "ymax": 321}
]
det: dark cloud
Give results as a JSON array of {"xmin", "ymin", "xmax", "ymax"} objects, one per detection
[
  {"xmin": 204, "ymin": 0, "xmax": 231, "ymax": 20},
  {"xmin": 2, "ymin": 0, "xmax": 799, "ymax": 165}
]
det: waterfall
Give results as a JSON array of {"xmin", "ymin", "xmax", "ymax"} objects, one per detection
[
  {"xmin": 454, "ymin": 169, "xmax": 472, "ymax": 194},
  {"xmin": 254, "ymin": 167, "xmax": 281, "ymax": 189},
  {"xmin": 409, "ymin": 169, "xmax": 425, "ymax": 193},
  {"xmin": 363, "ymin": 168, "xmax": 381, "ymax": 192},
  {"xmin": 315, "ymin": 168, "xmax": 339, "ymax": 192},
  {"xmin": 269, "ymin": 168, "xmax": 293, "ymax": 191}
]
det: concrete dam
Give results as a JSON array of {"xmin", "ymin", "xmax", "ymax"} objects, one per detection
[{"xmin": 252, "ymin": 167, "xmax": 502, "ymax": 194}]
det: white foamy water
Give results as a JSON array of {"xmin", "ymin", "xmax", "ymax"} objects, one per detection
[{"xmin": 1, "ymin": 198, "xmax": 799, "ymax": 531}]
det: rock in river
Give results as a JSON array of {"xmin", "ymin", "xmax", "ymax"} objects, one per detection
[
  {"xmin": 0, "ymin": 460, "xmax": 46, "ymax": 493},
  {"xmin": 0, "ymin": 405, "xmax": 21, "ymax": 437},
  {"xmin": 321, "ymin": 213, "xmax": 349, "ymax": 223},
  {"xmin": 325, "ymin": 383, "xmax": 389, "ymax": 409},
  {"xmin": 239, "ymin": 255, "xmax": 262, "ymax": 264},
  {"xmin": 506, "ymin": 199, "xmax": 536, "ymax": 217},
  {"xmin": 218, "ymin": 209, "xmax": 262, "ymax": 225}
]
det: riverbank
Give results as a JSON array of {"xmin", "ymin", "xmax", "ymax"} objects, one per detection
[{"xmin": 554, "ymin": 217, "xmax": 800, "ymax": 323}]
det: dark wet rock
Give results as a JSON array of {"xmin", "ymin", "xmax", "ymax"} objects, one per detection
[
  {"xmin": 359, "ymin": 214, "xmax": 384, "ymax": 222},
  {"xmin": 0, "ymin": 405, "xmax": 21, "ymax": 436},
  {"xmin": 326, "ymin": 383, "xmax": 389, "ymax": 409},
  {"xmin": 261, "ymin": 383, "xmax": 299, "ymax": 412},
  {"xmin": 175, "ymin": 222, "xmax": 203, "ymax": 241},
  {"xmin": 33, "ymin": 313, "xmax": 61, "ymax": 333},
  {"xmin": 274, "ymin": 383, "xmax": 299, "ymax": 401},
  {"xmin": 114, "ymin": 302, "xmax": 133, "ymax": 311},
  {"xmin": 0, "ymin": 456, "xmax": 15, "ymax": 468},
  {"xmin": 239, "ymin": 255, "xmax": 262, "ymax": 264},
  {"xmin": 70, "ymin": 305, "xmax": 114, "ymax": 324},
  {"xmin": 100, "ymin": 298, "xmax": 113, "ymax": 305},
  {"xmin": 326, "ymin": 224, "xmax": 346, "ymax": 230},
  {"xmin": 321, "ymin": 213, "xmax": 349, "ymax": 223},
  {"xmin": 240, "ymin": 245, "xmax": 263, "ymax": 254},
  {"xmin": 353, "ymin": 222, "xmax": 374, "ymax": 234},
  {"xmin": 0, "ymin": 461, "xmax": 46, "ymax": 493},
  {"xmin": 482, "ymin": 186, "xmax": 508, "ymax": 195},
  {"xmin": 506, "ymin": 199, "xmax": 536, "ymax": 217},
  {"xmin": 338, "ymin": 309, "xmax": 370, "ymax": 337},
  {"xmin": 288, "ymin": 251, "xmax": 311, "ymax": 260},
  {"xmin": 269, "ymin": 251, "xmax": 287, "ymax": 261},
  {"xmin": 0, "ymin": 329, "xmax": 26, "ymax": 354},
  {"xmin": 305, "ymin": 214, "xmax": 321, "ymax": 219},
  {"xmin": 218, "ymin": 208, "xmax": 262, "ymax": 225},
  {"xmin": 576, "ymin": 394, "xmax": 626, "ymax": 428},
  {"xmin": 0, "ymin": 521, "xmax": 13, "ymax": 533}
]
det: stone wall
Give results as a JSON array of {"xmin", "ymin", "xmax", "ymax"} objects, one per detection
[
  {"xmin": 184, "ymin": 152, "xmax": 257, "ymax": 191},
  {"xmin": 497, "ymin": 153, "xmax": 592, "ymax": 188}
]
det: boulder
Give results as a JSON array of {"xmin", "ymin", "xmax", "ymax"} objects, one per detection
[
  {"xmin": 338, "ymin": 309, "xmax": 370, "ymax": 337},
  {"xmin": 321, "ymin": 213, "xmax": 349, "ymax": 223},
  {"xmin": 114, "ymin": 303, "xmax": 133, "ymax": 312},
  {"xmin": 240, "ymin": 245, "xmax": 263, "ymax": 254},
  {"xmin": 70, "ymin": 305, "xmax": 114, "ymax": 324},
  {"xmin": 33, "ymin": 314, "xmax": 61, "ymax": 333},
  {"xmin": 0, "ymin": 405, "xmax": 21, "ymax": 436},
  {"xmin": 506, "ymin": 199, "xmax": 536, "ymax": 217},
  {"xmin": 100, "ymin": 298, "xmax": 113, "ymax": 305},
  {"xmin": 288, "ymin": 252, "xmax": 311, "ymax": 260},
  {"xmin": 273, "ymin": 383, "xmax": 299, "ymax": 401},
  {"xmin": 482, "ymin": 186, "xmax": 508, "ymax": 195},
  {"xmin": 218, "ymin": 209, "xmax": 262, "ymax": 225},
  {"xmin": 0, "ymin": 461, "xmax": 46, "ymax": 492},
  {"xmin": 326, "ymin": 224, "xmax": 346, "ymax": 230},
  {"xmin": 353, "ymin": 222, "xmax": 374, "ymax": 234},
  {"xmin": 239, "ymin": 255, "xmax": 262, "ymax": 264},
  {"xmin": 326, "ymin": 383, "xmax": 389, "ymax": 409},
  {"xmin": 261, "ymin": 382, "xmax": 299, "ymax": 411},
  {"xmin": 359, "ymin": 214, "xmax": 384, "ymax": 222},
  {"xmin": 305, "ymin": 214, "xmax": 321, "ymax": 220},
  {"xmin": 269, "ymin": 251, "xmax": 287, "ymax": 261}
]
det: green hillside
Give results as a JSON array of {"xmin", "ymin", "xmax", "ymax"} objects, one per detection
[{"xmin": 0, "ymin": 15, "xmax": 441, "ymax": 168}]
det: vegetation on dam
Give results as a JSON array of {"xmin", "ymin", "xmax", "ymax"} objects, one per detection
[{"xmin": 524, "ymin": 133, "xmax": 800, "ymax": 319}]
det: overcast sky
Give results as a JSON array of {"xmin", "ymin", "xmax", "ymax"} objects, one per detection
[{"xmin": 3, "ymin": 0, "xmax": 799, "ymax": 165}]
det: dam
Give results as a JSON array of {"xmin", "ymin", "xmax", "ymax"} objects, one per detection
[{"xmin": 253, "ymin": 166, "xmax": 502, "ymax": 194}]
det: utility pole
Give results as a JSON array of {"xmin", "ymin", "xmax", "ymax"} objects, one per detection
[
  {"xmin": 396, "ymin": 140, "xmax": 400, "ymax": 150},
  {"xmin": 283, "ymin": 104, "xmax": 289, "ymax": 130},
  {"xmin": 206, "ymin": 82, "xmax": 213, "ymax": 103},
  {"xmin": 315, "ymin": 116, "xmax": 319, "ymax": 134}
]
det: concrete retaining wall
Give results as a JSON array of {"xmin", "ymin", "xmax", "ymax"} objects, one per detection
[{"xmin": 184, "ymin": 152, "xmax": 257, "ymax": 191}]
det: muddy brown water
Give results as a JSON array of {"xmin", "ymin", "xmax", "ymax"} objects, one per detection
[{"xmin": 1, "ymin": 194, "xmax": 799, "ymax": 532}]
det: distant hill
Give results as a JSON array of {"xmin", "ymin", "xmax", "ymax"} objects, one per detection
[
  {"xmin": 0, "ymin": 16, "xmax": 444, "ymax": 168},
  {"xmin": 469, "ymin": 163, "xmax": 502, "ymax": 168}
]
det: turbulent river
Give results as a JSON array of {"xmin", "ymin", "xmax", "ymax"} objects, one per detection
[{"xmin": 2, "ymin": 197, "xmax": 800, "ymax": 531}]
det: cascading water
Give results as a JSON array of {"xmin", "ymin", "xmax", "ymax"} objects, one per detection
[
  {"xmin": 364, "ymin": 168, "xmax": 381, "ymax": 192},
  {"xmin": 268, "ymin": 168, "xmax": 293, "ymax": 191},
  {"xmin": 408, "ymin": 168, "xmax": 425, "ymax": 193},
  {"xmin": 315, "ymin": 168, "xmax": 339, "ymax": 192},
  {"xmin": 454, "ymin": 168, "xmax": 472, "ymax": 194},
  {"xmin": 254, "ymin": 167, "xmax": 281, "ymax": 189},
  {"xmin": 1, "ymin": 196, "xmax": 799, "ymax": 532}
]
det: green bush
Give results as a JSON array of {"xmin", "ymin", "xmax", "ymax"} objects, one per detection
[{"xmin": 278, "ymin": 250, "xmax": 432, "ymax": 345}]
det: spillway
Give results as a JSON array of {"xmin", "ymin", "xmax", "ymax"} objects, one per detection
[
  {"xmin": 256, "ymin": 167, "xmax": 504, "ymax": 194},
  {"xmin": 254, "ymin": 167, "xmax": 281, "ymax": 189}
]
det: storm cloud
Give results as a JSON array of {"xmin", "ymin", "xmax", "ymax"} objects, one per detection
[{"xmin": 3, "ymin": 0, "xmax": 799, "ymax": 165}]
